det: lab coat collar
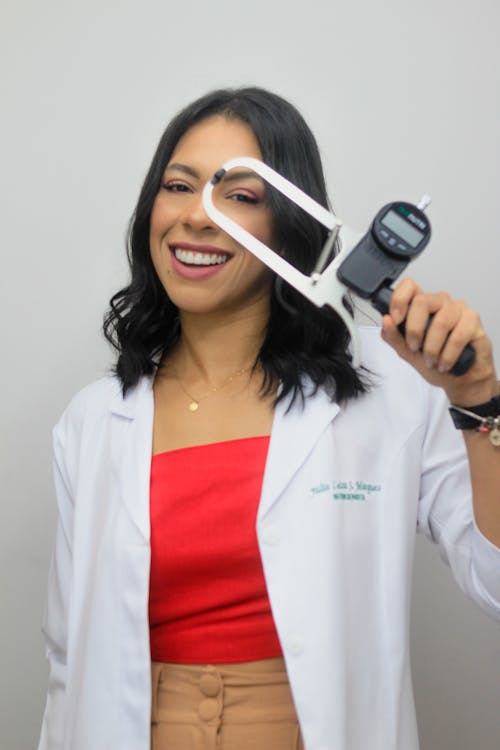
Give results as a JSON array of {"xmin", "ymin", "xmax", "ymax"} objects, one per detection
[
  {"xmin": 258, "ymin": 383, "xmax": 341, "ymax": 519},
  {"xmin": 109, "ymin": 375, "xmax": 154, "ymax": 420}
]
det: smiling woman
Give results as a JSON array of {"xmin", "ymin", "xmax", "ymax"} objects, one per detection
[{"xmin": 38, "ymin": 87, "xmax": 500, "ymax": 750}]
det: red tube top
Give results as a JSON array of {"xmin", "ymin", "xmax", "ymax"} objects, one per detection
[{"xmin": 148, "ymin": 436, "xmax": 283, "ymax": 663}]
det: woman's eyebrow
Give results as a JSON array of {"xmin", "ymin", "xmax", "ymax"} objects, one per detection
[
  {"xmin": 164, "ymin": 162, "xmax": 200, "ymax": 178},
  {"xmin": 220, "ymin": 169, "xmax": 264, "ymax": 185}
]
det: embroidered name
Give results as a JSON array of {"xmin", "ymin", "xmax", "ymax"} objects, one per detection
[{"xmin": 310, "ymin": 480, "xmax": 382, "ymax": 502}]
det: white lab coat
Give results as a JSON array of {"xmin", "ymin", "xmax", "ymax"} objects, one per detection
[{"xmin": 38, "ymin": 327, "xmax": 500, "ymax": 750}]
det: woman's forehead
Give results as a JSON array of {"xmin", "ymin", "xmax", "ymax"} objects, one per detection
[{"xmin": 167, "ymin": 116, "xmax": 262, "ymax": 173}]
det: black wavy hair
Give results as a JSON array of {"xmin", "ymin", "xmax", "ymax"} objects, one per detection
[{"xmin": 103, "ymin": 87, "xmax": 370, "ymax": 405}]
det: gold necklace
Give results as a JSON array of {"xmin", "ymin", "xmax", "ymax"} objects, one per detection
[{"xmin": 174, "ymin": 366, "xmax": 253, "ymax": 412}]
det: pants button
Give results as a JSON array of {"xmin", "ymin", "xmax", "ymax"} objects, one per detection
[
  {"xmin": 199, "ymin": 673, "xmax": 221, "ymax": 697},
  {"xmin": 198, "ymin": 698, "xmax": 219, "ymax": 721}
]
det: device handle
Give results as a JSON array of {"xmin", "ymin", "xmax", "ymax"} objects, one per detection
[{"xmin": 372, "ymin": 287, "xmax": 476, "ymax": 376}]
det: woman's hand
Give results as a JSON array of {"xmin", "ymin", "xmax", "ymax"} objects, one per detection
[{"xmin": 381, "ymin": 278, "xmax": 499, "ymax": 407}]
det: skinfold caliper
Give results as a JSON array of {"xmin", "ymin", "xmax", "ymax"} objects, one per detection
[{"xmin": 202, "ymin": 157, "xmax": 474, "ymax": 376}]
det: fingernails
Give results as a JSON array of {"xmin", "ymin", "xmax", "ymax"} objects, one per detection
[
  {"xmin": 424, "ymin": 355, "xmax": 436, "ymax": 369},
  {"xmin": 391, "ymin": 310, "xmax": 402, "ymax": 325},
  {"xmin": 408, "ymin": 337, "xmax": 420, "ymax": 352},
  {"xmin": 438, "ymin": 361, "xmax": 450, "ymax": 373}
]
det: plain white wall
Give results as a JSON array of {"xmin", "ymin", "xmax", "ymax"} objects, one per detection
[{"xmin": 1, "ymin": 1, "xmax": 499, "ymax": 748}]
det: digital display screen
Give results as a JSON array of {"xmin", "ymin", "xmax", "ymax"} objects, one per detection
[{"xmin": 381, "ymin": 210, "xmax": 424, "ymax": 247}]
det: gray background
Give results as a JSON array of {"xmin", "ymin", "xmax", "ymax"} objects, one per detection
[{"xmin": 1, "ymin": 0, "xmax": 499, "ymax": 748}]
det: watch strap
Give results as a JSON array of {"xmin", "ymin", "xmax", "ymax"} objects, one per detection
[{"xmin": 449, "ymin": 394, "xmax": 500, "ymax": 430}]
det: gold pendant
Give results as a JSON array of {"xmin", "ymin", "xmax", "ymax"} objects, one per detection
[
  {"xmin": 189, "ymin": 401, "xmax": 199, "ymax": 412},
  {"xmin": 489, "ymin": 427, "xmax": 500, "ymax": 447}
]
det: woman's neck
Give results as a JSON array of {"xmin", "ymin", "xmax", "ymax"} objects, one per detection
[{"xmin": 166, "ymin": 305, "xmax": 269, "ymax": 384}]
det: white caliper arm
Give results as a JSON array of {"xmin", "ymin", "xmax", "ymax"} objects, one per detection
[{"xmin": 202, "ymin": 156, "xmax": 363, "ymax": 367}]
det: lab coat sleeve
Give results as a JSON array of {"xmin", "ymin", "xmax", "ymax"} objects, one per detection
[
  {"xmin": 417, "ymin": 383, "xmax": 500, "ymax": 621},
  {"xmin": 38, "ymin": 418, "xmax": 75, "ymax": 750}
]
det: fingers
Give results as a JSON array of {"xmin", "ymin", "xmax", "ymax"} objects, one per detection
[
  {"xmin": 382, "ymin": 278, "xmax": 497, "ymax": 405},
  {"xmin": 384, "ymin": 278, "xmax": 484, "ymax": 373},
  {"xmin": 418, "ymin": 304, "xmax": 480, "ymax": 373}
]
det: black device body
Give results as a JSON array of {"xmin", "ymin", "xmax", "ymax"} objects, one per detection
[{"xmin": 337, "ymin": 201, "xmax": 475, "ymax": 376}]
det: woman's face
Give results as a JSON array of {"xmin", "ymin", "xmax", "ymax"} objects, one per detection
[{"xmin": 150, "ymin": 115, "xmax": 274, "ymax": 318}]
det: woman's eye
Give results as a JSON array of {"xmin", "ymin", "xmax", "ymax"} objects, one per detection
[
  {"xmin": 228, "ymin": 192, "xmax": 258, "ymax": 204},
  {"xmin": 163, "ymin": 182, "xmax": 191, "ymax": 193}
]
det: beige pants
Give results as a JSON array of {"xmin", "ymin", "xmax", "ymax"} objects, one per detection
[{"xmin": 151, "ymin": 658, "xmax": 304, "ymax": 750}]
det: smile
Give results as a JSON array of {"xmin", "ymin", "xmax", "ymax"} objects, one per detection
[
  {"xmin": 168, "ymin": 243, "xmax": 234, "ymax": 281},
  {"xmin": 173, "ymin": 248, "xmax": 230, "ymax": 266}
]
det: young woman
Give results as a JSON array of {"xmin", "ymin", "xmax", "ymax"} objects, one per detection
[{"xmin": 38, "ymin": 88, "xmax": 500, "ymax": 750}]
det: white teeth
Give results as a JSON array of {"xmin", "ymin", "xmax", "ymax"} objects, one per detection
[{"xmin": 174, "ymin": 248, "xmax": 229, "ymax": 266}]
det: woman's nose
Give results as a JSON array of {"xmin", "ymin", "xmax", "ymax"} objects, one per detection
[{"xmin": 179, "ymin": 193, "xmax": 216, "ymax": 232}]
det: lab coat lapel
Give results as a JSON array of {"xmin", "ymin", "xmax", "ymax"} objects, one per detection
[
  {"xmin": 109, "ymin": 377, "xmax": 154, "ymax": 539},
  {"xmin": 259, "ymin": 386, "xmax": 340, "ymax": 519}
]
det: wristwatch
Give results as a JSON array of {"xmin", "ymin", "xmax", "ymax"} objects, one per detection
[{"xmin": 449, "ymin": 394, "xmax": 500, "ymax": 446}]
